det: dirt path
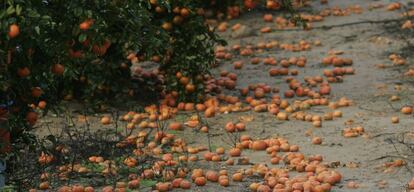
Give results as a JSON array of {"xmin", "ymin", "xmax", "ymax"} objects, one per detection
[{"xmin": 173, "ymin": 1, "xmax": 414, "ymax": 191}]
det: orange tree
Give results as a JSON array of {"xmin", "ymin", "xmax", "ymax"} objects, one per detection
[{"xmin": 0, "ymin": 0, "xmax": 223, "ymax": 148}]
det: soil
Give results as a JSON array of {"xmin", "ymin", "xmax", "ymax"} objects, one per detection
[
  {"xmin": 176, "ymin": 1, "xmax": 414, "ymax": 191},
  {"xmin": 33, "ymin": 0, "xmax": 414, "ymax": 191}
]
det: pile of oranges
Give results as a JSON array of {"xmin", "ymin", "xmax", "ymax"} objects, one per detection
[{"xmin": 32, "ymin": 120, "xmax": 344, "ymax": 192}]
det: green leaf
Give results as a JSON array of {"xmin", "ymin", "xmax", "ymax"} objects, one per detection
[
  {"xmin": 41, "ymin": 15, "xmax": 51, "ymax": 20},
  {"xmin": 86, "ymin": 10, "xmax": 93, "ymax": 18},
  {"xmin": 0, "ymin": 10, "xmax": 6, "ymax": 19},
  {"xmin": 73, "ymin": 7, "xmax": 83, "ymax": 17},
  {"xmin": 34, "ymin": 26, "xmax": 40, "ymax": 35},
  {"xmin": 140, "ymin": 179, "xmax": 157, "ymax": 188},
  {"xmin": 27, "ymin": 10, "xmax": 40, "ymax": 18},
  {"xmin": 1, "ymin": 185, "xmax": 17, "ymax": 192},
  {"xmin": 78, "ymin": 33, "xmax": 87, "ymax": 42},
  {"xmin": 164, "ymin": 2, "xmax": 171, "ymax": 12},
  {"xmin": 16, "ymin": 5, "xmax": 22, "ymax": 16},
  {"xmin": 6, "ymin": 6, "xmax": 15, "ymax": 15}
]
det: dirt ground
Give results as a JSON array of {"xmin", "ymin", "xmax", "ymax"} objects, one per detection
[
  {"xmin": 173, "ymin": 0, "xmax": 414, "ymax": 191},
  {"xmin": 33, "ymin": 0, "xmax": 414, "ymax": 191}
]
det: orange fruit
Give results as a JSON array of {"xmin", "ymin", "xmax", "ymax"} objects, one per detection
[
  {"xmin": 260, "ymin": 26, "xmax": 272, "ymax": 33},
  {"xmin": 204, "ymin": 107, "xmax": 215, "ymax": 118},
  {"xmin": 233, "ymin": 61, "xmax": 243, "ymax": 69},
  {"xmin": 101, "ymin": 116, "xmax": 111, "ymax": 125},
  {"xmin": 244, "ymin": 0, "xmax": 257, "ymax": 9},
  {"xmin": 251, "ymin": 140, "xmax": 267, "ymax": 150},
  {"xmin": 102, "ymin": 186, "xmax": 113, "ymax": 192},
  {"xmin": 232, "ymin": 173, "xmax": 243, "ymax": 182},
  {"xmin": 17, "ymin": 67, "xmax": 31, "ymax": 78},
  {"xmin": 219, "ymin": 178, "xmax": 229, "ymax": 187},
  {"xmin": 215, "ymin": 147, "xmax": 225, "ymax": 154},
  {"xmin": 184, "ymin": 103, "xmax": 194, "ymax": 111},
  {"xmin": 200, "ymin": 126, "xmax": 209, "ymax": 133},
  {"xmin": 218, "ymin": 23, "xmax": 228, "ymax": 32},
  {"xmin": 267, "ymin": 0, "xmax": 280, "ymax": 9},
  {"xmin": 72, "ymin": 185, "xmax": 84, "ymax": 192},
  {"xmin": 92, "ymin": 44, "xmax": 108, "ymax": 56},
  {"xmin": 128, "ymin": 179, "xmax": 140, "ymax": 189},
  {"xmin": 173, "ymin": 16, "xmax": 184, "ymax": 25},
  {"xmin": 169, "ymin": 122, "xmax": 182, "ymax": 130},
  {"xmin": 179, "ymin": 77, "xmax": 189, "ymax": 85},
  {"xmin": 162, "ymin": 22, "xmax": 172, "ymax": 31},
  {"xmin": 250, "ymin": 183, "xmax": 260, "ymax": 191},
  {"xmin": 312, "ymin": 137, "xmax": 322, "ymax": 145},
  {"xmin": 229, "ymin": 148, "xmax": 241, "ymax": 157},
  {"xmin": 84, "ymin": 186, "xmax": 95, "ymax": 192},
  {"xmin": 155, "ymin": 6, "xmax": 165, "ymax": 13},
  {"xmin": 225, "ymin": 122, "xmax": 235, "ymax": 132},
  {"xmin": 185, "ymin": 84, "xmax": 195, "ymax": 93},
  {"xmin": 254, "ymin": 88, "xmax": 265, "ymax": 98},
  {"xmin": 57, "ymin": 186, "xmax": 71, "ymax": 192},
  {"xmin": 173, "ymin": 7, "xmax": 181, "ymax": 14},
  {"xmin": 401, "ymin": 106, "xmax": 413, "ymax": 114},
  {"xmin": 203, "ymin": 152, "xmax": 213, "ymax": 161},
  {"xmin": 180, "ymin": 179, "xmax": 191, "ymax": 189},
  {"xmin": 257, "ymin": 185, "xmax": 271, "ymax": 192},
  {"xmin": 196, "ymin": 104, "xmax": 206, "ymax": 111},
  {"xmin": 31, "ymin": 87, "xmax": 43, "ymax": 97},
  {"xmin": 8, "ymin": 24, "xmax": 20, "ymax": 39},
  {"xmin": 206, "ymin": 170, "xmax": 219, "ymax": 182},
  {"xmin": 263, "ymin": 14, "xmax": 273, "ymax": 22},
  {"xmin": 51, "ymin": 64, "xmax": 65, "ymax": 75},
  {"xmin": 79, "ymin": 20, "xmax": 93, "ymax": 30},
  {"xmin": 180, "ymin": 8, "xmax": 190, "ymax": 17},
  {"xmin": 194, "ymin": 177, "xmax": 207, "ymax": 186},
  {"xmin": 191, "ymin": 169, "xmax": 204, "ymax": 180},
  {"xmin": 68, "ymin": 49, "xmax": 84, "ymax": 58},
  {"xmin": 38, "ymin": 101, "xmax": 47, "ymax": 109},
  {"xmin": 391, "ymin": 116, "xmax": 399, "ymax": 124},
  {"xmin": 39, "ymin": 181, "xmax": 50, "ymax": 190},
  {"xmin": 226, "ymin": 158, "xmax": 234, "ymax": 165},
  {"xmin": 172, "ymin": 178, "xmax": 183, "ymax": 188}
]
